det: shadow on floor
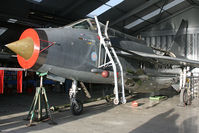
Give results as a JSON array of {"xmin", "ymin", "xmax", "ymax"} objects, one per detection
[
  {"xmin": 129, "ymin": 109, "xmax": 198, "ymax": 133},
  {"xmin": 0, "ymin": 99, "xmax": 114, "ymax": 132}
]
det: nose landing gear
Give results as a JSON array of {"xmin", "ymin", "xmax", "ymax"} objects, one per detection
[
  {"xmin": 69, "ymin": 80, "xmax": 83, "ymax": 115},
  {"xmin": 70, "ymin": 98, "xmax": 83, "ymax": 115}
]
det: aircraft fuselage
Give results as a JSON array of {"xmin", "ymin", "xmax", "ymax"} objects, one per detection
[{"xmin": 30, "ymin": 26, "xmax": 180, "ymax": 93}]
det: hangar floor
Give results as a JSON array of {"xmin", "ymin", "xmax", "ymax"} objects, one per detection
[{"xmin": 0, "ymin": 92, "xmax": 199, "ymax": 133}]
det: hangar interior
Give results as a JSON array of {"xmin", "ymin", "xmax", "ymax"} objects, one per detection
[
  {"xmin": 0, "ymin": 0, "xmax": 199, "ymax": 95},
  {"xmin": 0, "ymin": 0, "xmax": 199, "ymax": 133}
]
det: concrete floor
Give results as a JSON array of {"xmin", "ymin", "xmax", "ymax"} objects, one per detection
[{"xmin": 0, "ymin": 93, "xmax": 199, "ymax": 133}]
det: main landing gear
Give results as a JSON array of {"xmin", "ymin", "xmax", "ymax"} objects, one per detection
[
  {"xmin": 69, "ymin": 80, "xmax": 83, "ymax": 115},
  {"xmin": 179, "ymin": 88, "xmax": 192, "ymax": 106},
  {"xmin": 178, "ymin": 69, "xmax": 192, "ymax": 107}
]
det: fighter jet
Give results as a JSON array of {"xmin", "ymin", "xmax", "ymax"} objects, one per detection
[{"xmin": 5, "ymin": 17, "xmax": 199, "ymax": 115}]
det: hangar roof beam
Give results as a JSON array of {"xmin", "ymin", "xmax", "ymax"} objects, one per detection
[
  {"xmin": 124, "ymin": 0, "xmax": 185, "ymax": 29},
  {"xmin": 60, "ymin": 0, "xmax": 87, "ymax": 16},
  {"xmin": 110, "ymin": 0, "xmax": 161, "ymax": 26}
]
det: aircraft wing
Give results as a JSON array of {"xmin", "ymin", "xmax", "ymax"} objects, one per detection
[{"xmin": 116, "ymin": 48, "xmax": 199, "ymax": 68}]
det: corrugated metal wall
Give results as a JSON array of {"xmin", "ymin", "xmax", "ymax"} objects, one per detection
[
  {"xmin": 140, "ymin": 7, "xmax": 199, "ymax": 60},
  {"xmin": 141, "ymin": 30, "xmax": 199, "ymax": 60}
]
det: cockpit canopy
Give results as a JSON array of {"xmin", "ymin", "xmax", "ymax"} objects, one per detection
[
  {"xmin": 65, "ymin": 18, "xmax": 99, "ymax": 31},
  {"xmin": 65, "ymin": 18, "xmax": 146, "ymax": 44}
]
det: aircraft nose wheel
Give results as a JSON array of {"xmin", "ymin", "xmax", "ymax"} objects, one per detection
[
  {"xmin": 69, "ymin": 80, "xmax": 83, "ymax": 115},
  {"xmin": 70, "ymin": 99, "xmax": 83, "ymax": 115}
]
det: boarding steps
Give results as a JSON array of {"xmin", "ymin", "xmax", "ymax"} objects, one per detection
[{"xmin": 94, "ymin": 16, "xmax": 126, "ymax": 105}]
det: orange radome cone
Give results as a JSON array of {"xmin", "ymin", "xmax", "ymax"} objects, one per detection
[{"xmin": 132, "ymin": 101, "xmax": 138, "ymax": 107}]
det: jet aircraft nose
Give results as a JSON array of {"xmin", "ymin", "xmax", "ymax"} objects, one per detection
[
  {"xmin": 6, "ymin": 37, "xmax": 34, "ymax": 60},
  {"xmin": 5, "ymin": 28, "xmax": 40, "ymax": 69}
]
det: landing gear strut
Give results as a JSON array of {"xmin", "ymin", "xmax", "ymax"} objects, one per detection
[
  {"xmin": 179, "ymin": 88, "xmax": 191, "ymax": 106},
  {"xmin": 69, "ymin": 80, "xmax": 83, "ymax": 115},
  {"xmin": 178, "ymin": 68, "xmax": 192, "ymax": 106}
]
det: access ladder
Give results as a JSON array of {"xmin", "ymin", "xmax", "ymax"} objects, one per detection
[{"xmin": 94, "ymin": 16, "xmax": 126, "ymax": 105}]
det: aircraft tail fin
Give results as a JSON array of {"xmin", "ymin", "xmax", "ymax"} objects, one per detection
[{"xmin": 169, "ymin": 19, "xmax": 188, "ymax": 58}]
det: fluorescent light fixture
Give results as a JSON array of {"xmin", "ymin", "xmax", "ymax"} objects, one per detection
[
  {"xmin": 106, "ymin": 0, "xmax": 124, "ymax": 7},
  {"xmin": 7, "ymin": 18, "xmax": 18, "ymax": 23},
  {"xmin": 32, "ymin": 0, "xmax": 42, "ymax": 2},
  {"xmin": 124, "ymin": 0, "xmax": 185, "ymax": 29},
  {"xmin": 87, "ymin": 5, "xmax": 111, "ymax": 18},
  {"xmin": 0, "ymin": 27, "xmax": 7, "ymax": 36},
  {"xmin": 87, "ymin": 0, "xmax": 124, "ymax": 17},
  {"xmin": 27, "ymin": 0, "xmax": 42, "ymax": 3}
]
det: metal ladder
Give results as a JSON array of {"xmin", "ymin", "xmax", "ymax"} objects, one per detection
[{"xmin": 94, "ymin": 16, "xmax": 126, "ymax": 105}]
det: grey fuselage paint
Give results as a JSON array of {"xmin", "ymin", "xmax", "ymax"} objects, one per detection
[{"xmin": 30, "ymin": 27, "xmax": 180, "ymax": 93}]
